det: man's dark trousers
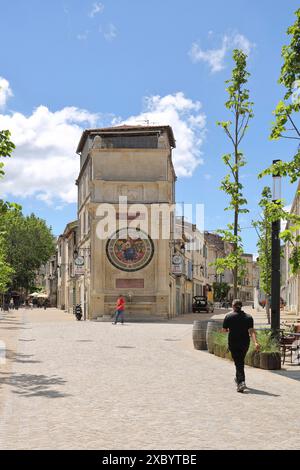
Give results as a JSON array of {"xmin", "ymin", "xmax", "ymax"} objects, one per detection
[{"xmin": 230, "ymin": 345, "xmax": 249, "ymax": 384}]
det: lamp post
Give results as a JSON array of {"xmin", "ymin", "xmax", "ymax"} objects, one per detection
[
  {"xmin": 271, "ymin": 159, "xmax": 281, "ymax": 337},
  {"xmin": 73, "ymin": 246, "xmax": 91, "ymax": 321}
]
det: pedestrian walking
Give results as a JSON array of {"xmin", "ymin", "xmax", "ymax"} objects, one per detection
[
  {"xmin": 222, "ymin": 299, "xmax": 259, "ymax": 393},
  {"xmin": 112, "ymin": 294, "xmax": 125, "ymax": 325}
]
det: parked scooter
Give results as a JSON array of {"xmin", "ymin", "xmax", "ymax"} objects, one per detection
[{"xmin": 74, "ymin": 304, "xmax": 83, "ymax": 321}]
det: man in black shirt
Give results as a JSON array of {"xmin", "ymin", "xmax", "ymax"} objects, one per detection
[{"xmin": 222, "ymin": 299, "xmax": 259, "ymax": 392}]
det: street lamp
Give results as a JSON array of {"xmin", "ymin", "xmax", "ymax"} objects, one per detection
[{"xmin": 271, "ymin": 159, "xmax": 281, "ymax": 337}]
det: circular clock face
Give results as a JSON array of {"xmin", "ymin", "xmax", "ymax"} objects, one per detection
[
  {"xmin": 74, "ymin": 256, "xmax": 85, "ymax": 267},
  {"xmin": 106, "ymin": 228, "xmax": 154, "ymax": 272}
]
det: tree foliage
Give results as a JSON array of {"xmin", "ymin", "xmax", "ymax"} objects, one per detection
[
  {"xmin": 252, "ymin": 187, "xmax": 272, "ymax": 322},
  {"xmin": 0, "ymin": 129, "xmax": 16, "ymax": 292},
  {"xmin": 253, "ymin": 187, "xmax": 272, "ymax": 294},
  {"xmin": 0, "ymin": 212, "xmax": 55, "ymax": 292},
  {"xmin": 259, "ymin": 8, "xmax": 300, "ymax": 273},
  {"xmin": 0, "ymin": 129, "xmax": 15, "ymax": 178},
  {"xmin": 212, "ymin": 282, "xmax": 230, "ymax": 302},
  {"xmin": 0, "ymin": 128, "xmax": 54, "ymax": 293},
  {"xmin": 215, "ymin": 49, "xmax": 253, "ymax": 297}
]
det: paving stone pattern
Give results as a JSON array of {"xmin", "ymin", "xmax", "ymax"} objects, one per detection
[{"xmin": 0, "ymin": 308, "xmax": 299, "ymax": 450}]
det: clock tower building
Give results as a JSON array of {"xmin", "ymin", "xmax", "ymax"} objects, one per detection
[{"xmin": 75, "ymin": 125, "xmax": 177, "ymax": 320}]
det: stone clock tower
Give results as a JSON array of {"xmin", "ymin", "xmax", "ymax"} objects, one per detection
[{"xmin": 76, "ymin": 125, "xmax": 176, "ymax": 320}]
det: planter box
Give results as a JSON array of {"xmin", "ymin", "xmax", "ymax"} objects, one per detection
[
  {"xmin": 225, "ymin": 350, "xmax": 232, "ymax": 361},
  {"xmin": 259, "ymin": 352, "xmax": 281, "ymax": 370},
  {"xmin": 212, "ymin": 342, "xmax": 281, "ymax": 370},
  {"xmin": 213, "ymin": 344, "xmax": 228, "ymax": 358},
  {"xmin": 252, "ymin": 352, "xmax": 261, "ymax": 368},
  {"xmin": 219, "ymin": 344, "xmax": 226, "ymax": 359},
  {"xmin": 245, "ymin": 351, "xmax": 254, "ymax": 366}
]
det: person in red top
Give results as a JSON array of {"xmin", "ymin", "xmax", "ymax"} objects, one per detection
[{"xmin": 113, "ymin": 294, "xmax": 126, "ymax": 325}]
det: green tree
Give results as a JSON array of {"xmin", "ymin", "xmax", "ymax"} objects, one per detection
[
  {"xmin": 0, "ymin": 236, "xmax": 14, "ymax": 292},
  {"xmin": 0, "ymin": 129, "xmax": 15, "ymax": 178},
  {"xmin": 0, "ymin": 212, "xmax": 55, "ymax": 292},
  {"xmin": 259, "ymin": 7, "xmax": 300, "ymax": 272},
  {"xmin": 215, "ymin": 49, "xmax": 253, "ymax": 297},
  {"xmin": 0, "ymin": 129, "xmax": 16, "ymax": 293},
  {"xmin": 253, "ymin": 187, "xmax": 272, "ymax": 323},
  {"xmin": 212, "ymin": 282, "xmax": 230, "ymax": 302}
]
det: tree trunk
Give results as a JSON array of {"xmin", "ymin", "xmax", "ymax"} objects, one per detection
[
  {"xmin": 233, "ymin": 108, "xmax": 239, "ymax": 300},
  {"xmin": 233, "ymin": 209, "xmax": 238, "ymax": 299}
]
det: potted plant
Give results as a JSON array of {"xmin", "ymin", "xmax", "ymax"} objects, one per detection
[{"xmin": 257, "ymin": 330, "xmax": 281, "ymax": 370}]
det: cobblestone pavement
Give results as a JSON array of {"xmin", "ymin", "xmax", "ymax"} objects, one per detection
[{"xmin": 0, "ymin": 308, "xmax": 300, "ymax": 450}]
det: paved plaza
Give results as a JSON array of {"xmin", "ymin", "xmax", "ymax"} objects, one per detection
[{"xmin": 0, "ymin": 307, "xmax": 300, "ymax": 450}]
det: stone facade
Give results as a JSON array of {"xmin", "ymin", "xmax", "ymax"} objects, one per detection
[
  {"xmin": 281, "ymin": 179, "xmax": 300, "ymax": 314},
  {"xmin": 240, "ymin": 253, "xmax": 255, "ymax": 304},
  {"xmin": 175, "ymin": 218, "xmax": 209, "ymax": 309},
  {"xmin": 52, "ymin": 124, "xmax": 260, "ymax": 318},
  {"xmin": 75, "ymin": 125, "xmax": 177, "ymax": 320},
  {"xmin": 204, "ymin": 232, "xmax": 234, "ymax": 301},
  {"xmin": 56, "ymin": 221, "xmax": 78, "ymax": 313}
]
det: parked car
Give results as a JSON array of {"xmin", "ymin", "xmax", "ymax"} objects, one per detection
[{"xmin": 192, "ymin": 296, "xmax": 214, "ymax": 313}]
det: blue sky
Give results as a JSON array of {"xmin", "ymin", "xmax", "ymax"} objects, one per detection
[{"xmin": 0, "ymin": 0, "xmax": 298, "ymax": 254}]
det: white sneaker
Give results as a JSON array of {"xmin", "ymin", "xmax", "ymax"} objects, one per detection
[{"xmin": 237, "ymin": 381, "xmax": 246, "ymax": 393}]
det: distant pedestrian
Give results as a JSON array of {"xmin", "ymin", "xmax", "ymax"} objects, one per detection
[
  {"xmin": 113, "ymin": 294, "xmax": 125, "ymax": 325},
  {"xmin": 222, "ymin": 299, "xmax": 259, "ymax": 393}
]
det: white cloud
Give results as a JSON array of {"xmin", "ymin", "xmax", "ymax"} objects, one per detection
[
  {"xmin": 0, "ymin": 80, "xmax": 206, "ymax": 204},
  {"xmin": 0, "ymin": 77, "xmax": 13, "ymax": 109},
  {"xmin": 0, "ymin": 104, "xmax": 99, "ymax": 204},
  {"xmin": 120, "ymin": 92, "xmax": 206, "ymax": 177},
  {"xmin": 100, "ymin": 23, "xmax": 117, "ymax": 41},
  {"xmin": 89, "ymin": 2, "xmax": 104, "ymax": 18},
  {"xmin": 189, "ymin": 37, "xmax": 228, "ymax": 73},
  {"xmin": 232, "ymin": 33, "xmax": 253, "ymax": 56},
  {"xmin": 189, "ymin": 32, "xmax": 255, "ymax": 73}
]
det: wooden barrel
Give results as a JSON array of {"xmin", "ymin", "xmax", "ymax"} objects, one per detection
[
  {"xmin": 192, "ymin": 320, "xmax": 209, "ymax": 350},
  {"xmin": 206, "ymin": 320, "xmax": 222, "ymax": 354}
]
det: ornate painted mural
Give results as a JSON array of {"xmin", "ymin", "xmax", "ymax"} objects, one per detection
[{"xmin": 106, "ymin": 228, "xmax": 154, "ymax": 272}]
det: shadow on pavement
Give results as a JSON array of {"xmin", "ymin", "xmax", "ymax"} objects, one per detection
[
  {"xmin": 18, "ymin": 339, "xmax": 36, "ymax": 342},
  {"xmin": 0, "ymin": 327, "xmax": 31, "ymax": 331},
  {"xmin": 270, "ymin": 369, "xmax": 300, "ymax": 382},
  {"xmin": 5, "ymin": 349, "xmax": 41, "ymax": 364},
  {"xmin": 0, "ymin": 372, "xmax": 70, "ymax": 398},
  {"xmin": 244, "ymin": 387, "xmax": 280, "ymax": 397}
]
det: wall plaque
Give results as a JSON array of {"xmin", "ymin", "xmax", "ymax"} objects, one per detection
[{"xmin": 116, "ymin": 279, "xmax": 144, "ymax": 288}]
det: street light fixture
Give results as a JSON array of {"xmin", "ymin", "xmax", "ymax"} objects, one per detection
[
  {"xmin": 272, "ymin": 159, "xmax": 282, "ymax": 201},
  {"xmin": 271, "ymin": 159, "xmax": 281, "ymax": 337}
]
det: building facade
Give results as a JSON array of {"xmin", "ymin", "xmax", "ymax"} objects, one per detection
[
  {"xmin": 57, "ymin": 221, "xmax": 78, "ymax": 313},
  {"xmin": 75, "ymin": 125, "xmax": 177, "ymax": 320},
  {"xmin": 239, "ymin": 253, "xmax": 255, "ymax": 304},
  {"xmin": 281, "ymin": 179, "xmax": 300, "ymax": 314},
  {"xmin": 173, "ymin": 218, "xmax": 209, "ymax": 313},
  {"xmin": 204, "ymin": 232, "xmax": 234, "ymax": 301},
  {"xmin": 53, "ymin": 124, "xmax": 260, "ymax": 317}
]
